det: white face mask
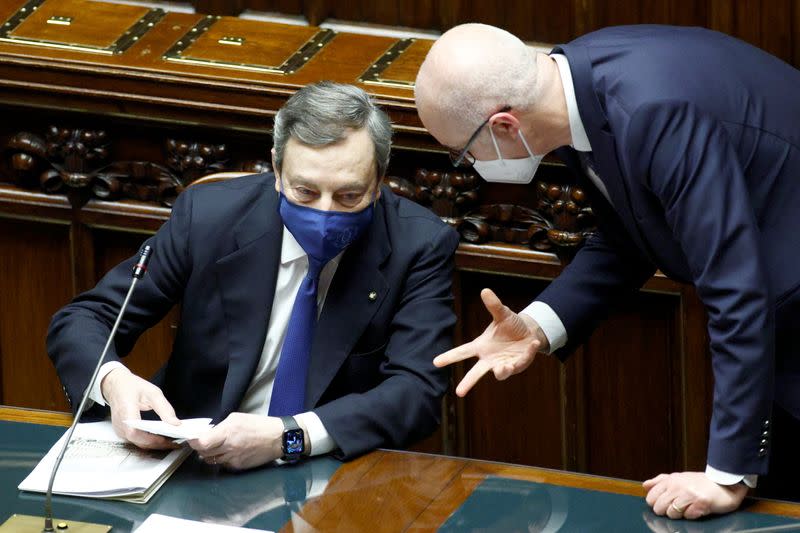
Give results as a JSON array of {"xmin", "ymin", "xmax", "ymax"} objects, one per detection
[{"xmin": 472, "ymin": 127, "xmax": 544, "ymax": 184}]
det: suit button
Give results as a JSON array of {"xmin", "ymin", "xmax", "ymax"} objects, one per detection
[
  {"xmin": 758, "ymin": 448, "xmax": 768, "ymax": 457},
  {"xmin": 760, "ymin": 439, "xmax": 768, "ymax": 446},
  {"xmin": 762, "ymin": 430, "xmax": 769, "ymax": 438},
  {"xmin": 763, "ymin": 420, "xmax": 770, "ymax": 429}
]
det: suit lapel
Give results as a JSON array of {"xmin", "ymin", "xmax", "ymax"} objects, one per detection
[
  {"xmin": 555, "ymin": 44, "xmax": 657, "ymax": 259},
  {"xmin": 214, "ymin": 186, "xmax": 282, "ymax": 420},
  {"xmin": 305, "ymin": 199, "xmax": 391, "ymax": 408}
]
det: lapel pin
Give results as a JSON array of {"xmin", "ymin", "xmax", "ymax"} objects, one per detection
[{"xmin": 368, "ymin": 290, "xmax": 378, "ymax": 301}]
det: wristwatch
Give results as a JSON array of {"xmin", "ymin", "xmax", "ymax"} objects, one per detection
[{"xmin": 280, "ymin": 416, "xmax": 305, "ymax": 463}]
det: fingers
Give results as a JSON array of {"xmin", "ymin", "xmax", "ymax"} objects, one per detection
[
  {"xmin": 480, "ymin": 288, "xmax": 510, "ymax": 324},
  {"xmin": 115, "ymin": 413, "xmax": 176, "ymax": 449},
  {"xmin": 652, "ymin": 484, "xmax": 680, "ymax": 516},
  {"xmin": 683, "ymin": 501, "xmax": 709, "ymax": 520},
  {"xmin": 190, "ymin": 423, "xmax": 227, "ymax": 455},
  {"xmin": 434, "ymin": 341, "xmax": 478, "ymax": 368},
  {"xmin": 141, "ymin": 389, "xmax": 180, "ymax": 426},
  {"xmin": 643, "ymin": 474, "xmax": 669, "ymax": 491},
  {"xmin": 665, "ymin": 497, "xmax": 688, "ymax": 520},
  {"xmin": 455, "ymin": 360, "xmax": 491, "ymax": 397},
  {"xmin": 645, "ymin": 479, "xmax": 668, "ymax": 508}
]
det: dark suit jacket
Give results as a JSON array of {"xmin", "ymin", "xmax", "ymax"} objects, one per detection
[
  {"xmin": 47, "ymin": 173, "xmax": 460, "ymax": 460},
  {"xmin": 537, "ymin": 25, "xmax": 800, "ymax": 474}
]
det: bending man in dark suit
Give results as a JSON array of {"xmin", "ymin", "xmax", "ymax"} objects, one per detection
[
  {"xmin": 48, "ymin": 81, "xmax": 459, "ymax": 469},
  {"xmin": 415, "ymin": 24, "xmax": 800, "ymax": 518}
]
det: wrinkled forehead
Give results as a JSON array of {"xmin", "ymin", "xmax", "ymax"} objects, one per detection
[{"xmin": 281, "ymin": 129, "xmax": 378, "ymax": 187}]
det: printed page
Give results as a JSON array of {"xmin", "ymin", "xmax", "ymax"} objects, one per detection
[{"xmin": 18, "ymin": 421, "xmax": 190, "ymax": 498}]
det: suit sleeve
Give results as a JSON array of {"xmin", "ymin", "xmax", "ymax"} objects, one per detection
[
  {"xmin": 312, "ymin": 224, "xmax": 459, "ymax": 460},
  {"xmin": 46, "ymin": 189, "xmax": 194, "ymax": 414},
  {"xmin": 625, "ymin": 101, "xmax": 774, "ymax": 474},
  {"xmin": 535, "ymin": 226, "xmax": 656, "ymax": 359}
]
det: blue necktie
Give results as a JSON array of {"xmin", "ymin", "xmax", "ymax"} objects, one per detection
[{"xmin": 268, "ymin": 257, "xmax": 325, "ymax": 416}]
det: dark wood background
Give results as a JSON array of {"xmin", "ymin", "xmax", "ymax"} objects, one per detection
[
  {"xmin": 3, "ymin": 0, "xmax": 789, "ymax": 482},
  {"xmin": 191, "ymin": 0, "xmax": 800, "ymax": 68}
]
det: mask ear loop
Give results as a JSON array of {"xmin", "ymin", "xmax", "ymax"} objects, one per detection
[
  {"xmin": 488, "ymin": 125, "xmax": 505, "ymax": 163},
  {"xmin": 517, "ymin": 130, "xmax": 537, "ymax": 159}
]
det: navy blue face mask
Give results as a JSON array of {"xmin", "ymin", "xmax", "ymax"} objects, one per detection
[{"xmin": 278, "ymin": 190, "xmax": 375, "ymax": 266}]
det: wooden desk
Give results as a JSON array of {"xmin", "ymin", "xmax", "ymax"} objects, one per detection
[{"xmin": 2, "ymin": 407, "xmax": 799, "ymax": 532}]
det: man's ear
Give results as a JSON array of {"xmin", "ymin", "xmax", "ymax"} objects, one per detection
[{"xmin": 488, "ymin": 112, "xmax": 521, "ymax": 139}]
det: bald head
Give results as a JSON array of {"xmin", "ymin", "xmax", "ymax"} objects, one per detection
[{"xmin": 415, "ymin": 24, "xmax": 541, "ymax": 145}]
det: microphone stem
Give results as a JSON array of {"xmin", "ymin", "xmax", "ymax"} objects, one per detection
[{"xmin": 43, "ymin": 277, "xmax": 140, "ymax": 532}]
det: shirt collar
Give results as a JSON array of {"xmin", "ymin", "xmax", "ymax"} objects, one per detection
[
  {"xmin": 550, "ymin": 53, "xmax": 592, "ymax": 152},
  {"xmin": 281, "ymin": 226, "xmax": 306, "ymax": 265}
]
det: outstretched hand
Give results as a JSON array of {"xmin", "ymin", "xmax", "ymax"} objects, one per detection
[{"xmin": 433, "ymin": 289, "xmax": 548, "ymax": 396}]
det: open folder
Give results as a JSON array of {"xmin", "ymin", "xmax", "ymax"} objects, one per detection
[{"xmin": 18, "ymin": 421, "xmax": 191, "ymax": 504}]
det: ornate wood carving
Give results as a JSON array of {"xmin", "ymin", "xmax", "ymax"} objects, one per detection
[
  {"xmin": 2, "ymin": 126, "xmax": 594, "ymax": 254},
  {"xmin": 388, "ymin": 168, "xmax": 596, "ymax": 257},
  {"xmin": 1, "ymin": 128, "xmax": 270, "ymax": 208},
  {"xmin": 385, "ymin": 168, "xmax": 480, "ymax": 223},
  {"xmin": 459, "ymin": 181, "xmax": 596, "ymax": 258}
]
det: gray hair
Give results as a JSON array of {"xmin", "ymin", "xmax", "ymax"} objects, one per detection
[{"xmin": 272, "ymin": 81, "xmax": 393, "ymax": 179}]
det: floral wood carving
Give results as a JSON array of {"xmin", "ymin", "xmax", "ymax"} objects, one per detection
[
  {"xmin": 1, "ymin": 128, "xmax": 270, "ymax": 208},
  {"xmin": 385, "ymin": 168, "xmax": 480, "ymax": 224},
  {"xmin": 459, "ymin": 180, "xmax": 596, "ymax": 258}
]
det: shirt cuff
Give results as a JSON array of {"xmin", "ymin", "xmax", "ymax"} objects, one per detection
[
  {"xmin": 705, "ymin": 464, "xmax": 758, "ymax": 488},
  {"xmin": 89, "ymin": 361, "xmax": 126, "ymax": 406},
  {"xmin": 520, "ymin": 301, "xmax": 568, "ymax": 353},
  {"xmin": 294, "ymin": 411, "xmax": 336, "ymax": 457}
]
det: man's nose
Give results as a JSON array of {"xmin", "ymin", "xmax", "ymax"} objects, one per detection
[{"xmin": 314, "ymin": 195, "xmax": 335, "ymax": 211}]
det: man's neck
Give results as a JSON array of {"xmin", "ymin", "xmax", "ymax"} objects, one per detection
[{"xmin": 523, "ymin": 53, "xmax": 572, "ymax": 152}]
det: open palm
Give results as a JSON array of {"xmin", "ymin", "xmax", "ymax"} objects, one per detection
[{"xmin": 433, "ymin": 289, "xmax": 547, "ymax": 396}]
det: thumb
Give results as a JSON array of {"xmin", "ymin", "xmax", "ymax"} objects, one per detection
[{"xmin": 481, "ymin": 288, "xmax": 510, "ymax": 324}]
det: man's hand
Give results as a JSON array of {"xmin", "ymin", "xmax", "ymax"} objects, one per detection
[
  {"xmin": 189, "ymin": 413, "xmax": 287, "ymax": 470},
  {"xmin": 644, "ymin": 471, "xmax": 748, "ymax": 520},
  {"xmin": 433, "ymin": 288, "xmax": 548, "ymax": 397},
  {"xmin": 101, "ymin": 367, "xmax": 180, "ymax": 450}
]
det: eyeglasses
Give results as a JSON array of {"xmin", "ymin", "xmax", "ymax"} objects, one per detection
[{"xmin": 449, "ymin": 105, "xmax": 512, "ymax": 168}]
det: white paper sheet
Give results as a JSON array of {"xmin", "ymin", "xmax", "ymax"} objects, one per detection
[
  {"xmin": 135, "ymin": 514, "xmax": 273, "ymax": 533},
  {"xmin": 124, "ymin": 418, "xmax": 214, "ymax": 440}
]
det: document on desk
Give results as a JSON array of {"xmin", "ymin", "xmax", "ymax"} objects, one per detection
[
  {"xmin": 135, "ymin": 514, "xmax": 273, "ymax": 533},
  {"xmin": 18, "ymin": 421, "xmax": 191, "ymax": 504},
  {"xmin": 124, "ymin": 417, "xmax": 214, "ymax": 440}
]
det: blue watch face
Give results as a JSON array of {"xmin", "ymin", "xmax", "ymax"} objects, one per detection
[{"xmin": 284, "ymin": 429, "xmax": 304, "ymax": 455}]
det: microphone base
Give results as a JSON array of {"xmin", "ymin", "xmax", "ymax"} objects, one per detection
[{"xmin": 1, "ymin": 514, "xmax": 111, "ymax": 532}]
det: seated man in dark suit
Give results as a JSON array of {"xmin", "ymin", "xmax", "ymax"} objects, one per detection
[{"xmin": 47, "ymin": 81, "xmax": 459, "ymax": 469}]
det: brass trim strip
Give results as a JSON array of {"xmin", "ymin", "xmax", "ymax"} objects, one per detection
[
  {"xmin": 218, "ymin": 36, "xmax": 244, "ymax": 46},
  {"xmin": 46, "ymin": 16, "xmax": 72, "ymax": 26},
  {"xmin": 163, "ymin": 15, "xmax": 336, "ymax": 75},
  {"xmin": 0, "ymin": 0, "xmax": 46, "ymax": 37},
  {"xmin": 0, "ymin": 2, "xmax": 165, "ymax": 55},
  {"xmin": 358, "ymin": 38, "xmax": 416, "ymax": 89}
]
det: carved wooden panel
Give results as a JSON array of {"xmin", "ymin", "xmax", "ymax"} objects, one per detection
[{"xmin": 1, "ymin": 125, "xmax": 271, "ymax": 208}]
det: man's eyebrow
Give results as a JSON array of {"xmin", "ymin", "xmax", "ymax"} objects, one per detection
[
  {"xmin": 284, "ymin": 175, "xmax": 316, "ymax": 188},
  {"xmin": 285, "ymin": 175, "xmax": 368, "ymax": 191}
]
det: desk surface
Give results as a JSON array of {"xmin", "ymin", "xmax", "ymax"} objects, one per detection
[{"xmin": 2, "ymin": 407, "xmax": 799, "ymax": 532}]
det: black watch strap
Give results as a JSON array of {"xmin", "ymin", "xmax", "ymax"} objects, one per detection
[{"xmin": 280, "ymin": 415, "xmax": 300, "ymax": 432}]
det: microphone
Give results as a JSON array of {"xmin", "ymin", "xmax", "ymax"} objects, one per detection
[{"xmin": 2, "ymin": 245, "xmax": 153, "ymax": 533}]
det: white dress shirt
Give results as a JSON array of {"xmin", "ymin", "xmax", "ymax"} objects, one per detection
[
  {"xmin": 91, "ymin": 227, "xmax": 338, "ymax": 457},
  {"xmin": 519, "ymin": 53, "xmax": 755, "ymax": 487}
]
